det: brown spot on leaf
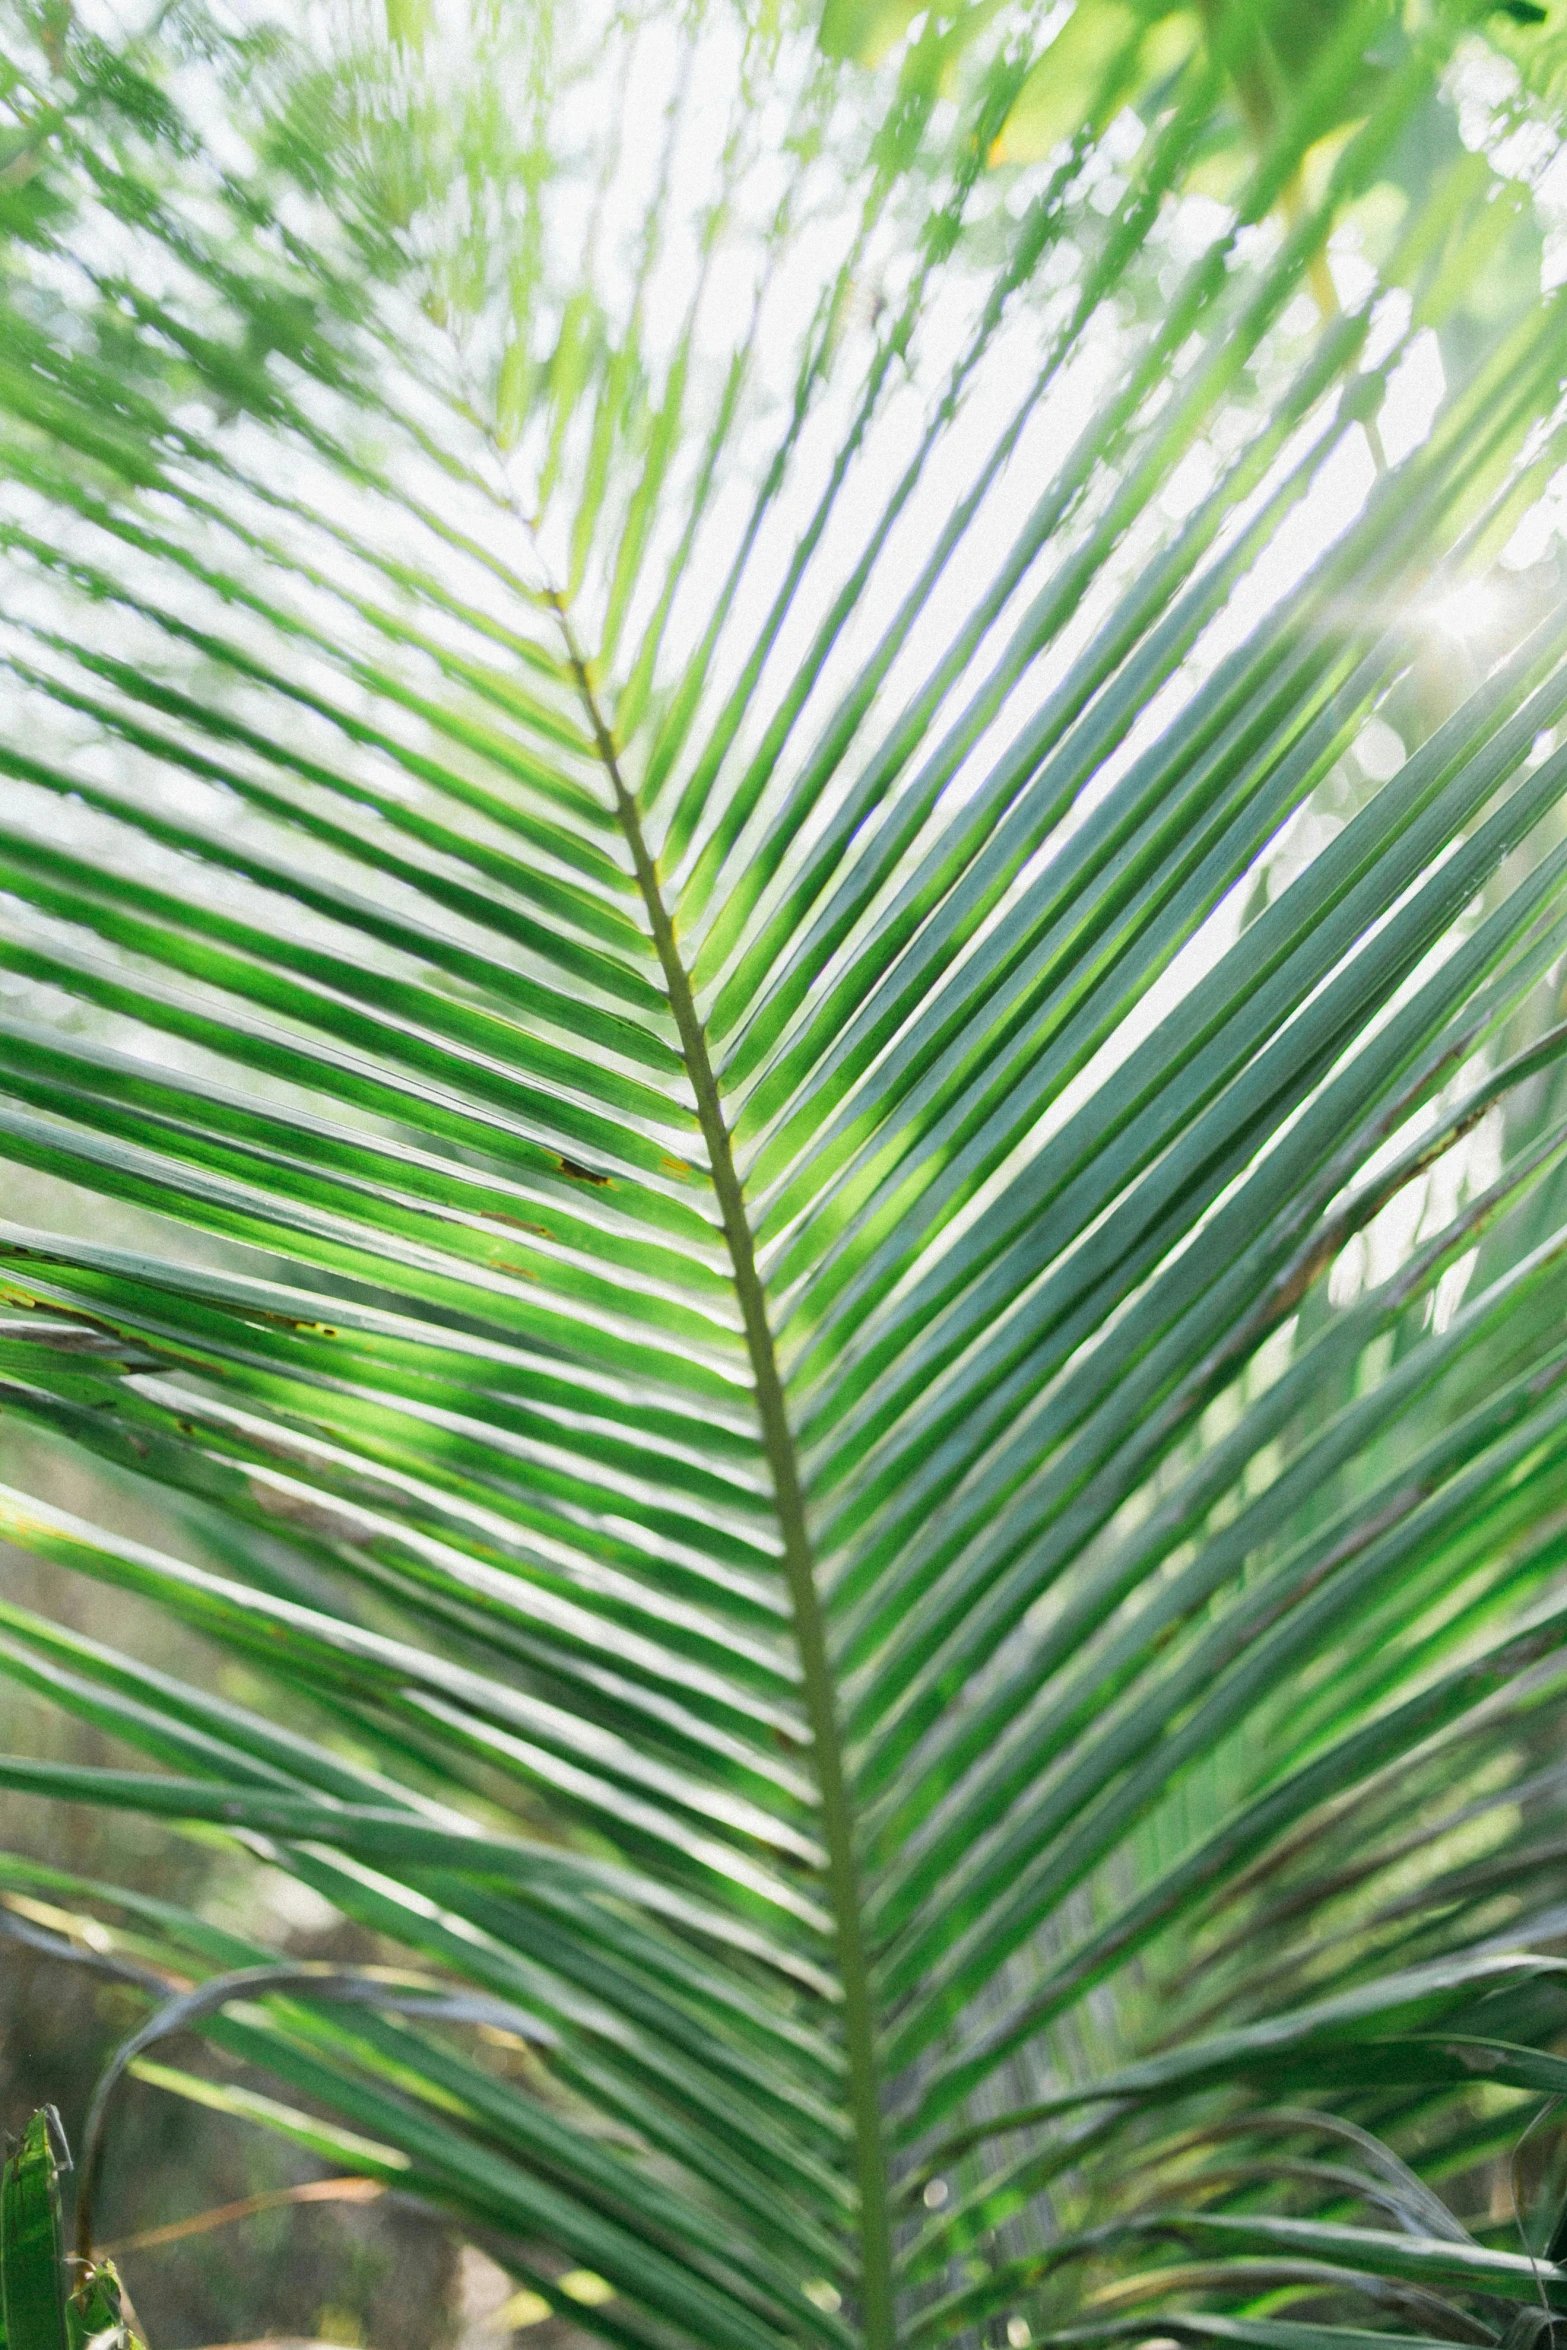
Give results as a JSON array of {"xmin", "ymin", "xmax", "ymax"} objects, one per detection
[
  {"xmin": 557, "ymin": 1157, "xmax": 612, "ymax": 1187},
  {"xmin": 481, "ymin": 1211, "xmax": 552, "ymax": 1237}
]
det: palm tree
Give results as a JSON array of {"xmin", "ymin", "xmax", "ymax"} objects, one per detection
[{"xmin": 8, "ymin": 0, "xmax": 1567, "ymax": 2343}]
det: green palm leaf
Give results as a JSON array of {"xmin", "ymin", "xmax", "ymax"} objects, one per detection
[{"xmin": 7, "ymin": 1, "xmax": 1567, "ymax": 2345}]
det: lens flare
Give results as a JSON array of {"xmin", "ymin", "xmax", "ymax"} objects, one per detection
[{"xmin": 1425, "ymin": 578, "xmax": 1504, "ymax": 642}]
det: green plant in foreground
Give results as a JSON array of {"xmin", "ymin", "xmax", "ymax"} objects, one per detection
[
  {"xmin": 14, "ymin": 0, "xmax": 1567, "ymax": 2344},
  {"xmin": 1, "ymin": 2110, "xmax": 144, "ymax": 2350}
]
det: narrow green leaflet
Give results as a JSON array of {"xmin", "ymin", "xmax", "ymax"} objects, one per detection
[{"xmin": 1, "ymin": 2115, "xmax": 68, "ymax": 2350}]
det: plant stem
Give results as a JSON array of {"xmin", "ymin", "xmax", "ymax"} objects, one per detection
[{"xmin": 547, "ymin": 592, "xmax": 894, "ymax": 2350}]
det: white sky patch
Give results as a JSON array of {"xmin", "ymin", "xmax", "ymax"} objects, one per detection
[
  {"xmin": 1356, "ymin": 719, "xmax": 1406, "ymax": 782},
  {"xmin": 1377, "ymin": 329, "xmax": 1445, "ymax": 469},
  {"xmin": 1220, "ymin": 425, "xmax": 1379, "ymax": 630}
]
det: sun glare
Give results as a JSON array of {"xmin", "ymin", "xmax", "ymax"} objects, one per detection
[{"xmin": 1424, "ymin": 578, "xmax": 1505, "ymax": 644}]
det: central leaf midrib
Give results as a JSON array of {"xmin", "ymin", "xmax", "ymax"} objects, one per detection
[{"xmin": 548, "ymin": 596, "xmax": 893, "ymax": 2350}]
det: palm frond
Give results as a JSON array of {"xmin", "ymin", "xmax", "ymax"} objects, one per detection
[{"xmin": 6, "ymin": 2, "xmax": 1567, "ymax": 2347}]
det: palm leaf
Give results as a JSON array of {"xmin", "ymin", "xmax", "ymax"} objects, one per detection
[{"xmin": 5, "ymin": 1, "xmax": 1567, "ymax": 2346}]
